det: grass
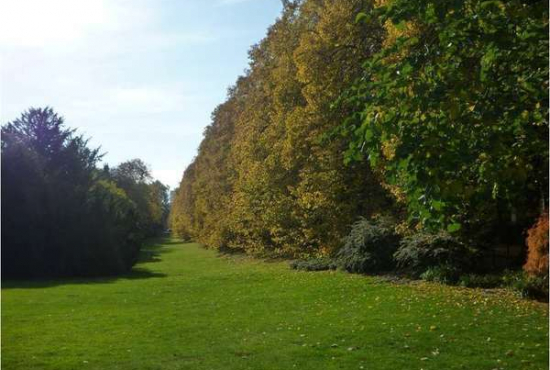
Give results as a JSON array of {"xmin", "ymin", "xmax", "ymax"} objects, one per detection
[{"xmin": 2, "ymin": 238, "xmax": 548, "ymax": 370}]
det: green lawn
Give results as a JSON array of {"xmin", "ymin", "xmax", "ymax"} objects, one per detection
[{"xmin": 2, "ymin": 239, "xmax": 548, "ymax": 370}]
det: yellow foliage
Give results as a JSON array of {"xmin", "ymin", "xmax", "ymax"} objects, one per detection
[{"xmin": 170, "ymin": 0, "xmax": 398, "ymax": 256}]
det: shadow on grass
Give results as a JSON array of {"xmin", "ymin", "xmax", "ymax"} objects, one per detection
[
  {"xmin": 2, "ymin": 268, "xmax": 167, "ymax": 290},
  {"xmin": 138, "ymin": 240, "xmax": 175, "ymax": 263},
  {"xmin": 2, "ymin": 239, "xmax": 173, "ymax": 290},
  {"xmin": 161, "ymin": 240, "xmax": 188, "ymax": 245}
]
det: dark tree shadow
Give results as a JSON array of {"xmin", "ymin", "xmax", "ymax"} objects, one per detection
[
  {"xmin": 2, "ymin": 268, "xmax": 166, "ymax": 289},
  {"xmin": 137, "ymin": 238, "xmax": 179, "ymax": 263},
  {"xmin": 157, "ymin": 239, "xmax": 188, "ymax": 246},
  {"xmin": 1, "ymin": 239, "xmax": 175, "ymax": 290}
]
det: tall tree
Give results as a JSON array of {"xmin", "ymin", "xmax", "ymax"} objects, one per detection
[
  {"xmin": 341, "ymin": 0, "xmax": 549, "ymax": 242},
  {"xmin": 111, "ymin": 159, "xmax": 168, "ymax": 237},
  {"xmin": 170, "ymin": 0, "xmax": 394, "ymax": 257},
  {"xmin": 2, "ymin": 107, "xmax": 143, "ymax": 277}
]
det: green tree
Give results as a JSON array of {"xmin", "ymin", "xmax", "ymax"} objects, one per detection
[
  {"xmin": 111, "ymin": 159, "xmax": 168, "ymax": 237},
  {"xmin": 341, "ymin": 0, "xmax": 549, "ymax": 242},
  {"xmin": 2, "ymin": 107, "xmax": 144, "ymax": 277}
]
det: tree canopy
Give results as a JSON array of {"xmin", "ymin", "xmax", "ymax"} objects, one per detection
[
  {"xmin": 170, "ymin": 0, "xmax": 548, "ymax": 267},
  {"xmin": 2, "ymin": 107, "xmax": 169, "ymax": 278}
]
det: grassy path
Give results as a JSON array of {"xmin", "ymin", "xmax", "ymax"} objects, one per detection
[{"xmin": 2, "ymin": 239, "xmax": 548, "ymax": 369}]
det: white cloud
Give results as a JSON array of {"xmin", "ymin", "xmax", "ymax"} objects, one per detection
[
  {"xmin": 142, "ymin": 31, "xmax": 218, "ymax": 48},
  {"xmin": 0, "ymin": 0, "xmax": 111, "ymax": 47},
  {"xmin": 218, "ymin": 0, "xmax": 258, "ymax": 5},
  {"xmin": 66, "ymin": 85, "xmax": 214, "ymax": 121},
  {"xmin": 152, "ymin": 169, "xmax": 185, "ymax": 189},
  {"xmin": 0, "ymin": 0, "xmax": 164, "ymax": 51},
  {"xmin": 109, "ymin": 87, "xmax": 187, "ymax": 113},
  {"xmin": 0, "ymin": 0, "xmax": 282, "ymax": 189},
  {"xmin": 0, "ymin": 0, "xmax": 218, "ymax": 51}
]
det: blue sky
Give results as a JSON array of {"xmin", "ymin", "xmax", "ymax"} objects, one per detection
[{"xmin": 0, "ymin": 0, "xmax": 282, "ymax": 189}]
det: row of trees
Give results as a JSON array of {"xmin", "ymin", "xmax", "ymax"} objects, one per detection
[
  {"xmin": 170, "ymin": 0, "xmax": 547, "ymax": 270},
  {"xmin": 171, "ymin": 0, "xmax": 394, "ymax": 257},
  {"xmin": 2, "ymin": 108, "xmax": 169, "ymax": 278}
]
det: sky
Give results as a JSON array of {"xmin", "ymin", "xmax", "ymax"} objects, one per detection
[{"xmin": 0, "ymin": 0, "xmax": 283, "ymax": 189}]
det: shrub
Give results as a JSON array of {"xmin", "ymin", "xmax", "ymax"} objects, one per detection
[
  {"xmin": 524, "ymin": 211, "xmax": 549, "ymax": 277},
  {"xmin": 516, "ymin": 275, "xmax": 549, "ymax": 300},
  {"xmin": 289, "ymin": 258, "xmax": 337, "ymax": 272},
  {"xmin": 458, "ymin": 274, "xmax": 502, "ymax": 289},
  {"xmin": 420, "ymin": 265, "xmax": 461, "ymax": 285},
  {"xmin": 501, "ymin": 270, "xmax": 525, "ymax": 287},
  {"xmin": 503, "ymin": 270, "xmax": 549, "ymax": 301},
  {"xmin": 336, "ymin": 217, "xmax": 400, "ymax": 273},
  {"xmin": 394, "ymin": 231, "xmax": 477, "ymax": 276}
]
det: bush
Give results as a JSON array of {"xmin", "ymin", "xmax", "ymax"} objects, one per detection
[
  {"xmin": 524, "ymin": 211, "xmax": 549, "ymax": 277},
  {"xmin": 413, "ymin": 264, "xmax": 548, "ymax": 300},
  {"xmin": 501, "ymin": 270, "xmax": 524, "ymax": 287},
  {"xmin": 420, "ymin": 268, "xmax": 548, "ymax": 299},
  {"xmin": 394, "ymin": 231, "xmax": 477, "ymax": 276},
  {"xmin": 336, "ymin": 217, "xmax": 400, "ymax": 273},
  {"xmin": 458, "ymin": 274, "xmax": 503, "ymax": 289},
  {"xmin": 502, "ymin": 270, "xmax": 548, "ymax": 301},
  {"xmin": 516, "ymin": 275, "xmax": 549, "ymax": 300},
  {"xmin": 289, "ymin": 258, "xmax": 337, "ymax": 272},
  {"xmin": 420, "ymin": 265, "xmax": 461, "ymax": 285}
]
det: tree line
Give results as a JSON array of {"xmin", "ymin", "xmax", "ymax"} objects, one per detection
[
  {"xmin": 169, "ymin": 0, "xmax": 548, "ymax": 281},
  {"xmin": 2, "ymin": 107, "xmax": 169, "ymax": 278}
]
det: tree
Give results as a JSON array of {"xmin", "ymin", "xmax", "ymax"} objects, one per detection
[
  {"xmin": 169, "ymin": 0, "xmax": 395, "ymax": 257},
  {"xmin": 2, "ymin": 108, "xmax": 150, "ymax": 277},
  {"xmin": 112, "ymin": 158, "xmax": 151, "ymax": 184},
  {"xmin": 2, "ymin": 108, "xmax": 102, "ymax": 276},
  {"xmin": 111, "ymin": 159, "xmax": 168, "ymax": 237},
  {"xmin": 341, "ymin": 0, "xmax": 548, "ymax": 243}
]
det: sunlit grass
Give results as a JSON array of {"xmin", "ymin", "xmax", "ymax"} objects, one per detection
[{"xmin": 2, "ymin": 238, "xmax": 548, "ymax": 369}]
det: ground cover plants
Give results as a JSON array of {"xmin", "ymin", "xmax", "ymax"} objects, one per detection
[{"xmin": 2, "ymin": 239, "xmax": 548, "ymax": 370}]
